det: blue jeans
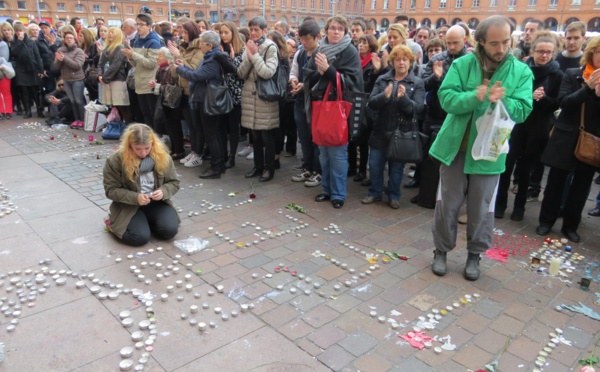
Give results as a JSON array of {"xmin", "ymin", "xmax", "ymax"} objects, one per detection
[
  {"xmin": 295, "ymin": 100, "xmax": 320, "ymax": 172},
  {"xmin": 63, "ymin": 79, "xmax": 86, "ymax": 121},
  {"xmin": 319, "ymin": 144, "xmax": 348, "ymax": 201},
  {"xmin": 368, "ymin": 147, "xmax": 404, "ymax": 201}
]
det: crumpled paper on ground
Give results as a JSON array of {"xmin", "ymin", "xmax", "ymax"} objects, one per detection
[{"xmin": 399, "ymin": 331, "xmax": 433, "ymax": 350}]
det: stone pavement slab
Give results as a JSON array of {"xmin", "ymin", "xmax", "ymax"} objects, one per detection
[{"xmin": 1, "ymin": 118, "xmax": 600, "ymax": 371}]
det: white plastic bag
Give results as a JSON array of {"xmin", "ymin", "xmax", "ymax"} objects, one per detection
[
  {"xmin": 471, "ymin": 100, "xmax": 515, "ymax": 162},
  {"xmin": 84, "ymin": 110, "xmax": 108, "ymax": 132},
  {"xmin": 84, "ymin": 100, "xmax": 108, "ymax": 113},
  {"xmin": 173, "ymin": 237, "xmax": 209, "ymax": 255}
]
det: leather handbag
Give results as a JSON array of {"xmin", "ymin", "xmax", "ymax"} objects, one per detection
[
  {"xmin": 203, "ymin": 81, "xmax": 234, "ymax": 116},
  {"xmin": 574, "ymin": 104, "xmax": 600, "ymax": 167},
  {"xmin": 386, "ymin": 111, "xmax": 427, "ymax": 163},
  {"xmin": 256, "ymin": 46, "xmax": 288, "ymax": 101},
  {"xmin": 102, "ymin": 121, "xmax": 126, "ymax": 140},
  {"xmin": 311, "ymin": 72, "xmax": 352, "ymax": 147},
  {"xmin": 162, "ymin": 84, "xmax": 183, "ymax": 109}
]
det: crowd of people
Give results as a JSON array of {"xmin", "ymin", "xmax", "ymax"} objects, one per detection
[{"xmin": 4, "ymin": 13, "xmax": 597, "ymax": 279}]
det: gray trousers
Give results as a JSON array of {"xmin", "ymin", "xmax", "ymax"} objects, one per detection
[{"xmin": 432, "ymin": 152, "xmax": 499, "ymax": 254}]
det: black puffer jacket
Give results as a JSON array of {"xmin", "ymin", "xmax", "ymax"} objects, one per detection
[
  {"xmin": 367, "ymin": 69, "xmax": 425, "ymax": 151},
  {"xmin": 541, "ymin": 66, "xmax": 600, "ymax": 171},
  {"xmin": 36, "ymin": 37, "xmax": 60, "ymax": 73},
  {"xmin": 99, "ymin": 45, "xmax": 128, "ymax": 83},
  {"xmin": 421, "ymin": 47, "xmax": 467, "ymax": 130}
]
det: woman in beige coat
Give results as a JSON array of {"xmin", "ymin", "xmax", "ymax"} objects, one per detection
[{"xmin": 237, "ymin": 17, "xmax": 280, "ymax": 182}]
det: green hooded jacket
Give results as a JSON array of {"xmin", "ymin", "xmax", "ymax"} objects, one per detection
[{"xmin": 429, "ymin": 47, "xmax": 534, "ymax": 175}]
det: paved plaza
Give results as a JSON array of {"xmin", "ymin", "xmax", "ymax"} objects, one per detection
[{"xmin": 0, "ymin": 117, "xmax": 599, "ymax": 372}]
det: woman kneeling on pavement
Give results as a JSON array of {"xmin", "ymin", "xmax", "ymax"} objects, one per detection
[
  {"xmin": 103, "ymin": 123, "xmax": 180, "ymax": 247},
  {"xmin": 362, "ymin": 45, "xmax": 425, "ymax": 209}
]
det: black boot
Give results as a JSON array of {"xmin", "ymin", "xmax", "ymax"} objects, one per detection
[
  {"xmin": 464, "ymin": 253, "xmax": 481, "ymax": 281},
  {"xmin": 37, "ymin": 109, "xmax": 45, "ymax": 118},
  {"xmin": 224, "ymin": 154, "xmax": 235, "ymax": 169},
  {"xmin": 23, "ymin": 107, "xmax": 32, "ymax": 118},
  {"xmin": 431, "ymin": 249, "xmax": 447, "ymax": 276}
]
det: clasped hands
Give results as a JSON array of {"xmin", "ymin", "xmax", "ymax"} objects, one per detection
[{"xmin": 138, "ymin": 190, "xmax": 163, "ymax": 205}]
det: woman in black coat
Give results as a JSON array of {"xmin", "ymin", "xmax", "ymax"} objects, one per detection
[
  {"xmin": 10, "ymin": 23, "xmax": 43, "ymax": 118},
  {"xmin": 495, "ymin": 36, "xmax": 563, "ymax": 221},
  {"xmin": 536, "ymin": 36, "xmax": 600, "ymax": 243}
]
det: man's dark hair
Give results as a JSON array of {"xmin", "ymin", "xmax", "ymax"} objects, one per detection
[
  {"xmin": 298, "ymin": 20, "xmax": 320, "ymax": 38},
  {"xmin": 351, "ymin": 20, "xmax": 366, "ymax": 32},
  {"xmin": 70, "ymin": 17, "xmax": 81, "ymax": 26},
  {"xmin": 526, "ymin": 19, "xmax": 544, "ymax": 30},
  {"xmin": 303, "ymin": 16, "xmax": 315, "ymax": 22},
  {"xmin": 475, "ymin": 15, "xmax": 515, "ymax": 43},
  {"xmin": 136, "ymin": 13, "xmax": 153, "ymax": 27},
  {"xmin": 394, "ymin": 15, "xmax": 409, "ymax": 23},
  {"xmin": 416, "ymin": 26, "xmax": 434, "ymax": 38},
  {"xmin": 248, "ymin": 16, "xmax": 268, "ymax": 30},
  {"xmin": 365, "ymin": 19, "xmax": 375, "ymax": 30},
  {"xmin": 96, "ymin": 17, "xmax": 104, "ymax": 23}
]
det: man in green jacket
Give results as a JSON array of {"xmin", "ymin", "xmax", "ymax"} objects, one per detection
[{"xmin": 429, "ymin": 15, "xmax": 533, "ymax": 281}]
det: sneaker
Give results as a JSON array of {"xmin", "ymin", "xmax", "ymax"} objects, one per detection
[
  {"xmin": 527, "ymin": 188, "xmax": 540, "ymax": 202},
  {"xmin": 77, "ymin": 120, "xmax": 84, "ymax": 128},
  {"xmin": 292, "ymin": 170, "xmax": 312, "ymax": 182},
  {"xmin": 246, "ymin": 151, "xmax": 254, "ymax": 160},
  {"xmin": 70, "ymin": 121, "xmax": 80, "ymax": 129},
  {"xmin": 184, "ymin": 154, "xmax": 203, "ymax": 167},
  {"xmin": 305, "ymin": 173, "xmax": 321, "ymax": 187},
  {"xmin": 237, "ymin": 146, "xmax": 253, "ymax": 157},
  {"xmin": 180, "ymin": 151, "xmax": 196, "ymax": 164}
]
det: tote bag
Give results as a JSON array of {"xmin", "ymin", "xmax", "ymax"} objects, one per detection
[{"xmin": 311, "ymin": 72, "xmax": 352, "ymax": 147}]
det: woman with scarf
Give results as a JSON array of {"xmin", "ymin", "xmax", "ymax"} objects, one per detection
[
  {"xmin": 176, "ymin": 31, "xmax": 234, "ymax": 179},
  {"xmin": 238, "ymin": 17, "xmax": 280, "ymax": 183},
  {"xmin": 536, "ymin": 36, "xmax": 600, "ymax": 243},
  {"xmin": 495, "ymin": 35, "xmax": 563, "ymax": 221},
  {"xmin": 103, "ymin": 123, "xmax": 180, "ymax": 247},
  {"xmin": 304, "ymin": 16, "xmax": 364, "ymax": 209}
]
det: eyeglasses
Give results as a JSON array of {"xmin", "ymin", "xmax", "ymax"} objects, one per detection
[
  {"xmin": 534, "ymin": 50, "xmax": 553, "ymax": 56},
  {"xmin": 136, "ymin": 23, "xmax": 147, "ymax": 27},
  {"xmin": 328, "ymin": 26, "xmax": 345, "ymax": 32}
]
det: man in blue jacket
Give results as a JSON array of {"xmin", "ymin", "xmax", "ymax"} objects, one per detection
[{"xmin": 428, "ymin": 15, "xmax": 533, "ymax": 281}]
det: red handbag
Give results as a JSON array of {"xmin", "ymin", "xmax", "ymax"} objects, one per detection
[{"xmin": 311, "ymin": 72, "xmax": 352, "ymax": 147}]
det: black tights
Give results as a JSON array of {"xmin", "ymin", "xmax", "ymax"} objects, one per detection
[{"xmin": 121, "ymin": 201, "xmax": 179, "ymax": 247}]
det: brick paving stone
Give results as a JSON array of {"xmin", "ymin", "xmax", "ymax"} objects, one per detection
[
  {"xmin": 261, "ymin": 303, "xmax": 302, "ymax": 328},
  {"xmin": 474, "ymin": 328, "xmax": 511, "ymax": 355},
  {"xmin": 506, "ymin": 336, "xmax": 543, "ymax": 362},
  {"xmin": 352, "ymin": 352, "xmax": 394, "ymax": 372},
  {"xmin": 451, "ymin": 344, "xmax": 494, "ymax": 371},
  {"xmin": 357, "ymin": 296, "xmax": 395, "ymax": 318},
  {"xmin": 325, "ymin": 293, "xmax": 363, "ymax": 314},
  {"xmin": 316, "ymin": 345, "xmax": 355, "ymax": 371},
  {"xmin": 239, "ymin": 281, "xmax": 272, "ymax": 300},
  {"xmin": 559, "ymin": 286, "xmax": 592, "ymax": 303},
  {"xmin": 490, "ymin": 314, "xmax": 526, "ymax": 337},
  {"xmin": 569, "ymin": 313, "xmax": 600, "ymax": 337},
  {"xmin": 262, "ymin": 245, "xmax": 294, "ymax": 259},
  {"xmin": 563, "ymin": 324, "xmax": 594, "ymax": 349},
  {"xmin": 519, "ymin": 290, "xmax": 553, "ymax": 309},
  {"xmin": 278, "ymin": 318, "xmax": 315, "ymax": 341},
  {"xmin": 289, "ymin": 260, "xmax": 322, "ymax": 276},
  {"xmin": 398, "ymin": 276, "xmax": 429, "ymax": 293},
  {"xmin": 230, "ymin": 246, "xmax": 262, "ymax": 259},
  {"xmin": 389, "ymin": 355, "xmax": 436, "ymax": 372},
  {"xmin": 378, "ymin": 286, "xmax": 415, "ymax": 306},
  {"xmin": 542, "ymin": 359, "xmax": 570, "ymax": 372},
  {"xmin": 302, "ymin": 303, "xmax": 341, "ymax": 328},
  {"xmin": 440, "ymin": 324, "xmax": 474, "ymax": 349},
  {"xmin": 215, "ymin": 263, "xmax": 248, "ymax": 279},
  {"xmin": 308, "ymin": 324, "xmax": 348, "ymax": 349},
  {"xmin": 348, "ymin": 282, "xmax": 384, "ymax": 302},
  {"xmin": 473, "ymin": 298, "xmax": 506, "ymax": 319},
  {"xmin": 504, "ymin": 302, "xmax": 538, "ymax": 323},
  {"xmin": 334, "ymin": 310, "xmax": 371, "ymax": 333},
  {"xmin": 414, "ymin": 347, "xmax": 454, "ymax": 368},
  {"xmin": 455, "ymin": 311, "xmax": 490, "ymax": 334},
  {"xmin": 497, "ymin": 351, "xmax": 528, "ymax": 371},
  {"xmin": 211, "ymin": 253, "xmax": 238, "ymax": 267},
  {"xmin": 337, "ymin": 330, "xmax": 379, "ymax": 357},
  {"xmin": 425, "ymin": 281, "xmax": 460, "ymax": 301},
  {"xmin": 290, "ymin": 293, "xmax": 326, "ymax": 312},
  {"xmin": 249, "ymin": 296, "xmax": 277, "ymax": 315},
  {"xmin": 550, "ymin": 343, "xmax": 581, "ymax": 367},
  {"xmin": 406, "ymin": 293, "xmax": 439, "ymax": 312},
  {"xmin": 296, "ymin": 338, "xmax": 323, "ymax": 357},
  {"xmin": 315, "ymin": 265, "xmax": 346, "ymax": 281},
  {"xmin": 489, "ymin": 287, "xmax": 521, "ymax": 305},
  {"xmin": 239, "ymin": 253, "xmax": 273, "ymax": 269},
  {"xmin": 537, "ymin": 307, "xmax": 571, "ymax": 328}
]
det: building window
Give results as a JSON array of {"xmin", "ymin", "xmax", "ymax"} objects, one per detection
[
  {"xmin": 39, "ymin": 2, "xmax": 47, "ymax": 10},
  {"xmin": 292, "ymin": 15, "xmax": 296, "ymax": 22},
  {"xmin": 490, "ymin": 0, "xmax": 497, "ymax": 6},
  {"xmin": 270, "ymin": 14, "xmax": 275, "ymax": 21},
  {"xmin": 370, "ymin": 0, "xmax": 376, "ymax": 9},
  {"xmin": 126, "ymin": 5, "xmax": 133, "ymax": 13},
  {"xmin": 301, "ymin": 0, "xmax": 305, "ymax": 7},
  {"xmin": 571, "ymin": 0, "xmax": 580, "ymax": 4},
  {"xmin": 93, "ymin": 4, "xmax": 100, "ymax": 12},
  {"xmin": 320, "ymin": 0, "xmax": 323, "ymax": 9},
  {"xmin": 291, "ymin": 0, "xmax": 296, "ymax": 6},
  {"xmin": 310, "ymin": 0, "xmax": 314, "ymax": 8},
  {"xmin": 410, "ymin": 0, "xmax": 415, "ymax": 8},
  {"xmin": 383, "ymin": 0, "xmax": 388, "ymax": 9},
  {"xmin": 527, "ymin": 0, "xmax": 535, "ymax": 5},
  {"xmin": 57, "ymin": 2, "xmax": 66, "ymax": 10},
  {"xmin": 17, "ymin": 0, "xmax": 26, "ymax": 9},
  {"xmin": 109, "ymin": 4, "xmax": 117, "ymax": 12},
  {"xmin": 424, "ymin": 0, "xmax": 430, "ymax": 8},
  {"xmin": 157, "ymin": 8, "xmax": 164, "ymax": 14},
  {"xmin": 270, "ymin": 0, "xmax": 275, "ymax": 6},
  {"xmin": 473, "ymin": 0, "xmax": 479, "ymax": 7},
  {"xmin": 281, "ymin": 0, "xmax": 285, "ymax": 6},
  {"xmin": 396, "ymin": 0, "xmax": 401, "ymax": 8},
  {"xmin": 455, "ymin": 0, "xmax": 462, "ymax": 7},
  {"xmin": 75, "ymin": 4, "xmax": 83, "ymax": 12},
  {"xmin": 508, "ymin": 0, "xmax": 516, "ymax": 7},
  {"xmin": 0, "ymin": 1, "xmax": 5, "ymax": 8},
  {"xmin": 108, "ymin": 19, "xmax": 120, "ymax": 26},
  {"xmin": 440, "ymin": 0, "xmax": 446, "ymax": 8}
]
